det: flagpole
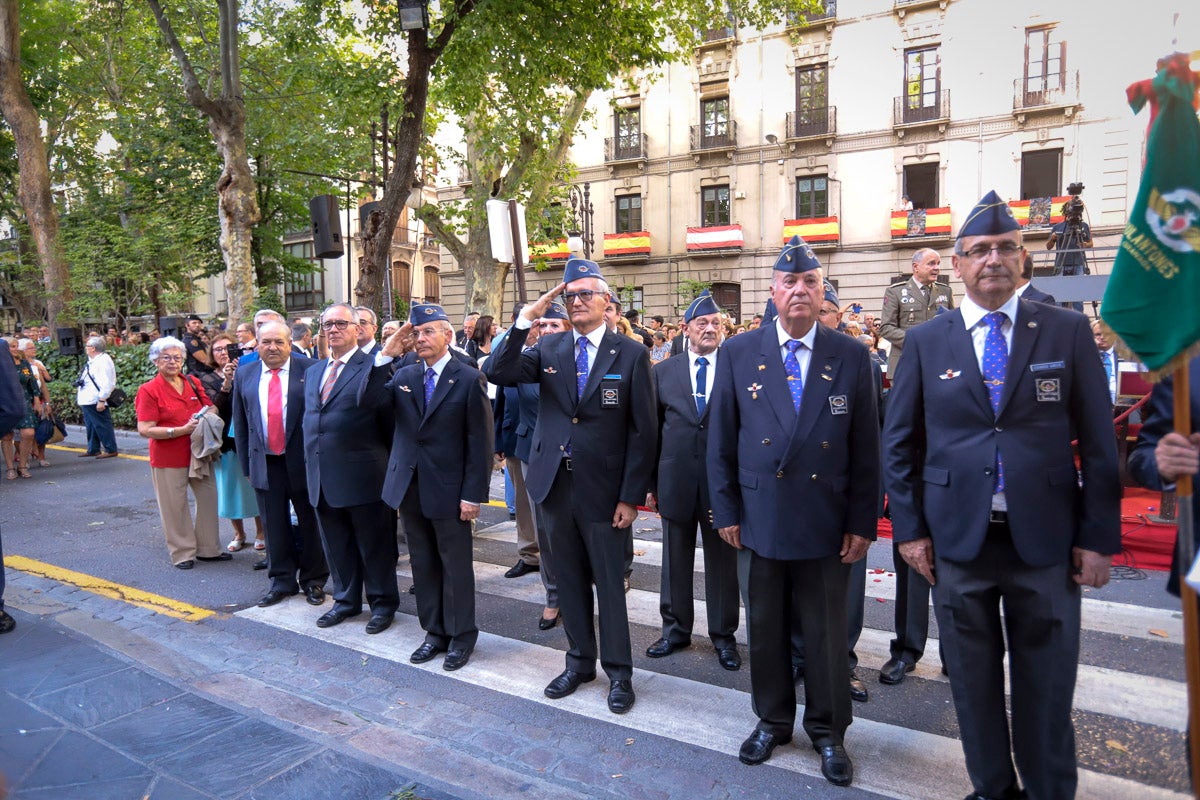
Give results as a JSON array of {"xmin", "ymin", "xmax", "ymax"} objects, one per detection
[{"xmin": 1173, "ymin": 367, "xmax": 1200, "ymax": 795}]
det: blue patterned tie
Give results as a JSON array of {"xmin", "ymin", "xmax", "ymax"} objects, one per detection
[
  {"xmin": 1101, "ymin": 350, "xmax": 1114, "ymax": 402},
  {"xmin": 981, "ymin": 312, "xmax": 1007, "ymax": 492},
  {"xmin": 694, "ymin": 356, "xmax": 709, "ymax": 416},
  {"xmin": 784, "ymin": 340, "xmax": 805, "ymax": 412},
  {"xmin": 424, "ymin": 367, "xmax": 436, "ymax": 406},
  {"xmin": 575, "ymin": 338, "xmax": 589, "ymax": 400}
]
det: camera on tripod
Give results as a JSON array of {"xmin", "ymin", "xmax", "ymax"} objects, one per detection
[{"xmin": 1063, "ymin": 182, "xmax": 1085, "ymax": 230}]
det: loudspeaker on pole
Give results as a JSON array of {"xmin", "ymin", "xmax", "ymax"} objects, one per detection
[
  {"xmin": 160, "ymin": 316, "xmax": 182, "ymax": 339},
  {"xmin": 56, "ymin": 327, "xmax": 80, "ymax": 356},
  {"xmin": 310, "ymin": 195, "xmax": 344, "ymax": 258}
]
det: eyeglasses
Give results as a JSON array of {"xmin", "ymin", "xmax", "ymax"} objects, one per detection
[
  {"xmin": 818, "ymin": 308, "xmax": 839, "ymax": 316},
  {"xmin": 562, "ymin": 290, "xmax": 596, "ymax": 305},
  {"xmin": 963, "ymin": 242, "xmax": 1022, "ymax": 261},
  {"xmin": 358, "ymin": 319, "xmax": 375, "ymax": 327},
  {"xmin": 320, "ymin": 320, "xmax": 354, "ymax": 331},
  {"xmin": 157, "ymin": 354, "xmax": 184, "ymax": 363}
]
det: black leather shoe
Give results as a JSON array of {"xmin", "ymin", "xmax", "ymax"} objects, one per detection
[
  {"xmin": 879, "ymin": 656, "xmax": 915, "ymax": 685},
  {"xmin": 963, "ymin": 787, "xmax": 1028, "ymax": 800},
  {"xmin": 942, "ymin": 663, "xmax": 951, "ymax": 677},
  {"xmin": 607, "ymin": 680, "xmax": 635, "ymax": 714},
  {"xmin": 544, "ymin": 669, "xmax": 596, "ymax": 699},
  {"xmin": 738, "ymin": 729, "xmax": 791, "ymax": 765},
  {"xmin": 716, "ymin": 647, "xmax": 741, "ymax": 671},
  {"xmin": 0, "ymin": 609, "xmax": 15, "ymax": 634},
  {"xmin": 645, "ymin": 637, "xmax": 690, "ymax": 658},
  {"xmin": 257, "ymin": 590, "xmax": 296, "ymax": 608},
  {"xmin": 504, "ymin": 560, "xmax": 538, "ymax": 578},
  {"xmin": 175, "ymin": 560, "xmax": 195, "ymax": 570},
  {"xmin": 443, "ymin": 649, "xmax": 471, "ymax": 671},
  {"xmin": 817, "ymin": 744, "xmax": 853, "ymax": 786},
  {"xmin": 792, "ymin": 663, "xmax": 804, "ymax": 684},
  {"xmin": 408, "ymin": 584, "xmax": 416, "ymax": 594},
  {"xmin": 253, "ymin": 559, "xmax": 268, "ymax": 570},
  {"xmin": 410, "ymin": 642, "xmax": 445, "ymax": 664},
  {"xmin": 364, "ymin": 614, "xmax": 394, "ymax": 635},
  {"xmin": 196, "ymin": 553, "xmax": 233, "ymax": 562},
  {"xmin": 316, "ymin": 608, "xmax": 360, "ymax": 628},
  {"xmin": 538, "ymin": 610, "xmax": 560, "ymax": 630},
  {"xmin": 304, "ymin": 585, "xmax": 325, "ymax": 606},
  {"xmin": 849, "ymin": 669, "xmax": 869, "ymax": 702}
]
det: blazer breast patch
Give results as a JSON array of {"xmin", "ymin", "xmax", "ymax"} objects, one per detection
[
  {"xmin": 828, "ymin": 395, "xmax": 848, "ymax": 415},
  {"xmin": 1036, "ymin": 378, "xmax": 1061, "ymax": 402}
]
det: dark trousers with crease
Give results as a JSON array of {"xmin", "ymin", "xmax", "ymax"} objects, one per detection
[
  {"xmin": 400, "ymin": 480, "xmax": 478, "ymax": 652},
  {"xmin": 660, "ymin": 507, "xmax": 739, "ymax": 649},
  {"xmin": 539, "ymin": 463, "xmax": 632, "ymax": 681},
  {"xmin": 255, "ymin": 455, "xmax": 328, "ymax": 595},
  {"xmin": 890, "ymin": 545, "xmax": 938, "ymax": 666},
  {"xmin": 314, "ymin": 493, "xmax": 399, "ymax": 616},
  {"xmin": 747, "ymin": 550, "xmax": 851, "ymax": 748}
]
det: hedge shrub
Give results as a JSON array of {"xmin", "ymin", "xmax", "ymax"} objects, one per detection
[{"xmin": 38, "ymin": 341, "xmax": 161, "ymax": 429}]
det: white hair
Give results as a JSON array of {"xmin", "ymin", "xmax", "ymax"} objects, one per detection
[{"xmin": 148, "ymin": 336, "xmax": 186, "ymax": 362}]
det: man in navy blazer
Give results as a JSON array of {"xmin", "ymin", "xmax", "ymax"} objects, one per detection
[
  {"xmin": 302, "ymin": 302, "xmax": 398, "ymax": 635},
  {"xmin": 486, "ymin": 257, "xmax": 657, "ymax": 715},
  {"xmin": 883, "ymin": 191, "xmax": 1120, "ymax": 800},
  {"xmin": 646, "ymin": 291, "xmax": 740, "ymax": 671},
  {"xmin": 0, "ymin": 340, "xmax": 25, "ymax": 633},
  {"xmin": 1016, "ymin": 254, "xmax": 1057, "ymax": 305},
  {"xmin": 708, "ymin": 236, "xmax": 879, "ymax": 786},
  {"xmin": 233, "ymin": 321, "xmax": 328, "ymax": 608},
  {"xmin": 377, "ymin": 304, "xmax": 492, "ymax": 670}
]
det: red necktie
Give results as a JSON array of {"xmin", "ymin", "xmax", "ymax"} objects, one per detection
[{"xmin": 267, "ymin": 368, "xmax": 285, "ymax": 454}]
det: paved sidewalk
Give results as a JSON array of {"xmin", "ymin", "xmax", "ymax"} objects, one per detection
[{"xmin": 0, "ymin": 608, "xmax": 454, "ymax": 800}]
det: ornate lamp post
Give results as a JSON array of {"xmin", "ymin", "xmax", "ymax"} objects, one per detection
[{"xmin": 565, "ymin": 182, "xmax": 594, "ymax": 259}]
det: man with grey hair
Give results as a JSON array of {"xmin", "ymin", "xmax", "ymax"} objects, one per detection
[
  {"xmin": 354, "ymin": 306, "xmax": 379, "ymax": 355},
  {"xmin": 290, "ymin": 322, "xmax": 314, "ymax": 357},
  {"xmin": 76, "ymin": 335, "xmax": 120, "ymax": 458}
]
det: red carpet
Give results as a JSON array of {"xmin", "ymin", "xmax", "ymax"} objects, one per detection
[{"xmin": 876, "ymin": 487, "xmax": 1176, "ymax": 572}]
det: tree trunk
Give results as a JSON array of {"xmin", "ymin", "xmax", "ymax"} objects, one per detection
[
  {"xmin": 461, "ymin": 236, "xmax": 508, "ymax": 319},
  {"xmin": 0, "ymin": 0, "xmax": 73, "ymax": 329},
  {"xmin": 212, "ymin": 110, "xmax": 259, "ymax": 323}
]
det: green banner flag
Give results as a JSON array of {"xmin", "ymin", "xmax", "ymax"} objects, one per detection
[{"xmin": 1101, "ymin": 55, "xmax": 1200, "ymax": 376}]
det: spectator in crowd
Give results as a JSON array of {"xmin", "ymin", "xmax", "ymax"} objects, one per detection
[
  {"xmin": 198, "ymin": 333, "xmax": 266, "ymax": 553},
  {"xmin": 464, "ymin": 315, "xmax": 495, "ymax": 362},
  {"xmin": 625, "ymin": 309, "xmax": 654, "ymax": 347},
  {"xmin": 183, "ymin": 315, "xmax": 212, "ymax": 375},
  {"xmin": 381, "ymin": 319, "xmax": 401, "ymax": 341},
  {"xmin": 106, "ymin": 325, "xmax": 123, "ymax": 345},
  {"xmin": 22, "ymin": 339, "xmax": 52, "ymax": 468},
  {"xmin": 456, "ymin": 311, "xmax": 480, "ymax": 348},
  {"xmin": 75, "ymin": 336, "xmax": 120, "ymax": 459},
  {"xmin": 1016, "ymin": 253, "xmax": 1057, "ymax": 305},
  {"xmin": 354, "ymin": 306, "xmax": 380, "ymax": 356},
  {"xmin": 0, "ymin": 339, "xmax": 24, "ymax": 632},
  {"xmin": 604, "ymin": 294, "xmax": 622, "ymax": 333},
  {"xmin": 235, "ymin": 321, "xmax": 257, "ymax": 356},
  {"xmin": 615, "ymin": 315, "xmax": 642, "ymax": 343},
  {"xmin": 648, "ymin": 315, "xmax": 665, "ymax": 332},
  {"xmin": 291, "ymin": 322, "xmax": 314, "ymax": 357},
  {"xmin": 37, "ymin": 324, "xmax": 52, "ymax": 344},
  {"xmin": 2, "ymin": 337, "xmax": 47, "ymax": 479},
  {"xmin": 135, "ymin": 336, "xmax": 228, "ymax": 570},
  {"xmin": 858, "ymin": 335, "xmax": 887, "ymax": 370},
  {"xmin": 649, "ymin": 331, "xmax": 671, "ymax": 363}
]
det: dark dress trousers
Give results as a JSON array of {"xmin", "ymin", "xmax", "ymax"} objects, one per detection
[
  {"xmin": 883, "ymin": 299, "xmax": 1120, "ymax": 800},
  {"xmin": 383, "ymin": 357, "xmax": 493, "ymax": 651},
  {"xmin": 652, "ymin": 351, "xmax": 738, "ymax": 649},
  {"xmin": 708, "ymin": 323, "xmax": 879, "ymax": 748},
  {"xmin": 513, "ymin": 369, "xmax": 559, "ymax": 607},
  {"xmin": 233, "ymin": 354, "xmax": 329, "ymax": 594},
  {"xmin": 486, "ymin": 322, "xmax": 657, "ymax": 681},
  {"xmin": 301, "ymin": 349, "xmax": 398, "ymax": 617}
]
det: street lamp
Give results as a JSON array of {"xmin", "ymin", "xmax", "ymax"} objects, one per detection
[
  {"xmin": 565, "ymin": 182, "xmax": 594, "ymax": 259},
  {"xmin": 397, "ymin": 0, "xmax": 429, "ymax": 31}
]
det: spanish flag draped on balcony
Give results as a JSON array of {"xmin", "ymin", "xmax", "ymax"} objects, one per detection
[{"xmin": 1101, "ymin": 53, "xmax": 1200, "ymax": 377}]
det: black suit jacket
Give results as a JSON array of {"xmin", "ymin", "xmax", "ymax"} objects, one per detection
[
  {"xmin": 0, "ymin": 341, "xmax": 24, "ymax": 432},
  {"xmin": 884, "ymin": 300, "xmax": 1120, "ymax": 566},
  {"xmin": 513, "ymin": 379, "xmax": 540, "ymax": 464},
  {"xmin": 232, "ymin": 355, "xmax": 316, "ymax": 493},
  {"xmin": 486, "ymin": 322, "xmax": 657, "ymax": 522},
  {"xmin": 301, "ymin": 348, "xmax": 393, "ymax": 508},
  {"xmin": 1021, "ymin": 283, "xmax": 1057, "ymax": 305},
  {"xmin": 652, "ymin": 350, "xmax": 714, "ymax": 520},
  {"xmin": 381, "ymin": 357, "xmax": 494, "ymax": 517}
]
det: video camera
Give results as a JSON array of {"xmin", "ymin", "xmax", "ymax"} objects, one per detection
[{"xmin": 1063, "ymin": 182, "xmax": 1085, "ymax": 228}]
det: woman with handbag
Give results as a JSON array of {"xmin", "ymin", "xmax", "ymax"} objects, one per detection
[
  {"xmin": 135, "ymin": 336, "xmax": 228, "ymax": 570},
  {"xmin": 75, "ymin": 336, "xmax": 121, "ymax": 459},
  {"xmin": 1, "ymin": 337, "xmax": 47, "ymax": 479},
  {"xmin": 22, "ymin": 339, "xmax": 53, "ymax": 467}
]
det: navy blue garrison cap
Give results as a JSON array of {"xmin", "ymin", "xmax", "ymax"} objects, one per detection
[
  {"xmin": 773, "ymin": 234, "xmax": 821, "ymax": 273},
  {"xmin": 822, "ymin": 280, "xmax": 839, "ymax": 307},
  {"xmin": 409, "ymin": 303, "xmax": 450, "ymax": 325},
  {"xmin": 563, "ymin": 257, "xmax": 604, "ymax": 285},
  {"xmin": 957, "ymin": 190, "xmax": 1020, "ymax": 239},
  {"xmin": 542, "ymin": 302, "xmax": 569, "ymax": 321},
  {"xmin": 684, "ymin": 290, "xmax": 721, "ymax": 323},
  {"xmin": 762, "ymin": 297, "xmax": 778, "ymax": 324}
]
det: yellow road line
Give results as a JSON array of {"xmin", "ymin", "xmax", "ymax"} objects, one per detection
[
  {"xmin": 5, "ymin": 555, "xmax": 215, "ymax": 622},
  {"xmin": 485, "ymin": 500, "xmax": 507, "ymax": 508},
  {"xmin": 47, "ymin": 444, "xmax": 149, "ymax": 462}
]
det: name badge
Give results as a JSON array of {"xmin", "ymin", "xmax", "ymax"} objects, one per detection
[
  {"xmin": 1029, "ymin": 361, "xmax": 1065, "ymax": 372},
  {"xmin": 601, "ymin": 379, "xmax": 621, "ymax": 408},
  {"xmin": 828, "ymin": 395, "xmax": 848, "ymax": 415},
  {"xmin": 1036, "ymin": 377, "xmax": 1061, "ymax": 402}
]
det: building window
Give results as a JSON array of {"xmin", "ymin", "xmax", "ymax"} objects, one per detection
[
  {"xmin": 1020, "ymin": 149, "xmax": 1063, "ymax": 202},
  {"xmin": 903, "ymin": 46, "xmax": 941, "ymax": 123},
  {"xmin": 710, "ymin": 281, "xmax": 741, "ymax": 321},
  {"xmin": 903, "ymin": 162, "xmax": 939, "ymax": 210},
  {"xmin": 795, "ymin": 175, "xmax": 829, "ymax": 218},
  {"xmin": 701, "ymin": 96, "xmax": 730, "ymax": 148},
  {"xmin": 616, "ymin": 286, "xmax": 645, "ymax": 311},
  {"xmin": 424, "ymin": 265, "xmax": 440, "ymax": 303},
  {"xmin": 701, "ymin": 185, "xmax": 731, "ymax": 227},
  {"xmin": 615, "ymin": 194, "xmax": 643, "ymax": 233},
  {"xmin": 283, "ymin": 241, "xmax": 325, "ymax": 312},
  {"xmin": 794, "ymin": 65, "xmax": 829, "ymax": 137},
  {"xmin": 1024, "ymin": 25, "xmax": 1066, "ymax": 105},
  {"xmin": 391, "ymin": 260, "xmax": 411, "ymax": 304},
  {"xmin": 614, "ymin": 108, "xmax": 642, "ymax": 160}
]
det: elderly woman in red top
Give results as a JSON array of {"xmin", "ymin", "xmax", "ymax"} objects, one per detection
[{"xmin": 135, "ymin": 336, "xmax": 229, "ymax": 570}]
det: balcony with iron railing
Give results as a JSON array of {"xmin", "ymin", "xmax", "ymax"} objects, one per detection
[
  {"xmin": 1012, "ymin": 71, "xmax": 1081, "ymax": 122},
  {"xmin": 893, "ymin": 0, "xmax": 946, "ymax": 17},
  {"xmin": 604, "ymin": 133, "xmax": 649, "ymax": 163},
  {"xmin": 690, "ymin": 121, "xmax": 738, "ymax": 153},
  {"xmin": 893, "ymin": 89, "xmax": 950, "ymax": 134},
  {"xmin": 785, "ymin": 106, "xmax": 837, "ymax": 142},
  {"xmin": 787, "ymin": 0, "xmax": 836, "ymax": 26},
  {"xmin": 701, "ymin": 23, "xmax": 736, "ymax": 43}
]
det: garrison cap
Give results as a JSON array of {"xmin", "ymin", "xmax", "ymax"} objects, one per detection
[
  {"xmin": 822, "ymin": 280, "xmax": 839, "ymax": 307},
  {"xmin": 409, "ymin": 303, "xmax": 450, "ymax": 325},
  {"xmin": 563, "ymin": 256, "xmax": 604, "ymax": 285},
  {"xmin": 957, "ymin": 189, "xmax": 1020, "ymax": 239},
  {"xmin": 684, "ymin": 290, "xmax": 720, "ymax": 323},
  {"xmin": 542, "ymin": 302, "xmax": 569, "ymax": 321},
  {"xmin": 772, "ymin": 234, "xmax": 821, "ymax": 274},
  {"xmin": 762, "ymin": 297, "xmax": 778, "ymax": 324}
]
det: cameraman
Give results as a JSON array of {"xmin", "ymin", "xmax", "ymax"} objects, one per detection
[{"xmin": 1046, "ymin": 196, "xmax": 1092, "ymax": 312}]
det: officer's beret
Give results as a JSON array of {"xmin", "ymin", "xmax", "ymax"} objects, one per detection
[
  {"xmin": 542, "ymin": 302, "xmax": 569, "ymax": 321},
  {"xmin": 409, "ymin": 303, "xmax": 450, "ymax": 325},
  {"xmin": 822, "ymin": 280, "xmax": 839, "ymax": 307},
  {"xmin": 773, "ymin": 234, "xmax": 821, "ymax": 274},
  {"xmin": 684, "ymin": 290, "xmax": 720, "ymax": 323},
  {"xmin": 958, "ymin": 189, "xmax": 1020, "ymax": 239},
  {"xmin": 563, "ymin": 256, "xmax": 604, "ymax": 285}
]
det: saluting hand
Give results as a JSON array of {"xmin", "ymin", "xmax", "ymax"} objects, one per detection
[
  {"xmin": 521, "ymin": 283, "xmax": 567, "ymax": 323},
  {"xmin": 898, "ymin": 537, "xmax": 936, "ymax": 585},
  {"xmin": 380, "ymin": 322, "xmax": 413, "ymax": 358}
]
